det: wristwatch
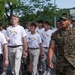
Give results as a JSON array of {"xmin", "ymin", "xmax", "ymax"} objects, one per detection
[
  {"xmin": 4, "ymin": 58, "xmax": 8, "ymax": 60},
  {"xmin": 24, "ymin": 50, "xmax": 28, "ymax": 52}
]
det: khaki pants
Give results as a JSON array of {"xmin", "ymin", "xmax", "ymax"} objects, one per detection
[
  {"xmin": 29, "ymin": 49, "xmax": 40, "ymax": 75},
  {"xmin": 40, "ymin": 47, "xmax": 48, "ymax": 72},
  {"xmin": 8, "ymin": 46, "xmax": 23, "ymax": 75}
]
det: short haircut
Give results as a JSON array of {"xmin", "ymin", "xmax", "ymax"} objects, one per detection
[
  {"xmin": 30, "ymin": 23, "xmax": 37, "ymax": 28},
  {"xmin": 44, "ymin": 21, "xmax": 51, "ymax": 26},
  {"xmin": 12, "ymin": 14, "xmax": 19, "ymax": 18},
  {"xmin": 37, "ymin": 20, "xmax": 43, "ymax": 24},
  {"xmin": 26, "ymin": 21, "xmax": 31, "ymax": 25},
  {"xmin": 0, "ymin": 23, "xmax": 2, "ymax": 26}
]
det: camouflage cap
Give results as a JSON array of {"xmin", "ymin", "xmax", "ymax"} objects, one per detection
[{"xmin": 60, "ymin": 16, "xmax": 70, "ymax": 21}]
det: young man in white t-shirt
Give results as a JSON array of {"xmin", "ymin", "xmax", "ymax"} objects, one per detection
[
  {"xmin": 52, "ymin": 20, "xmax": 61, "ymax": 33},
  {"xmin": 6, "ymin": 14, "xmax": 28, "ymax": 75},
  {"xmin": 41, "ymin": 21, "xmax": 53, "ymax": 75},
  {"xmin": 36, "ymin": 20, "xmax": 44, "ymax": 37},
  {"xmin": 27, "ymin": 23, "xmax": 44, "ymax": 75},
  {"xmin": 0, "ymin": 32, "xmax": 9, "ymax": 74}
]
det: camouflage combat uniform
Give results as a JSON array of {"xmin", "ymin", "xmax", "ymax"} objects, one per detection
[{"xmin": 51, "ymin": 28, "xmax": 75, "ymax": 75}]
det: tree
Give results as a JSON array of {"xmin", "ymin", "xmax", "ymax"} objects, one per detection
[
  {"xmin": 0, "ymin": 0, "xmax": 6, "ymax": 20},
  {"xmin": 5, "ymin": 0, "xmax": 21, "ymax": 23},
  {"xmin": 0, "ymin": 0, "xmax": 71, "ymax": 28},
  {"xmin": 56, "ymin": 8, "xmax": 70, "ymax": 20},
  {"xmin": 0, "ymin": 0, "xmax": 22, "ymax": 28},
  {"xmin": 20, "ymin": 0, "xmax": 56, "ymax": 27}
]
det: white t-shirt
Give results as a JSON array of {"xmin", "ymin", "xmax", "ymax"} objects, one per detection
[
  {"xmin": 25, "ymin": 29, "xmax": 28, "ymax": 33},
  {"xmin": 1, "ymin": 29, "xmax": 9, "ymax": 40},
  {"xmin": 7, "ymin": 25, "xmax": 27, "ymax": 46},
  {"xmin": 35, "ymin": 27, "xmax": 39, "ymax": 31},
  {"xmin": 36, "ymin": 28, "xmax": 44, "ymax": 38},
  {"xmin": 27, "ymin": 32, "xmax": 42, "ymax": 48},
  {"xmin": 25, "ymin": 29, "xmax": 31, "ymax": 35},
  {"xmin": 42, "ymin": 29, "xmax": 53, "ymax": 47},
  {"xmin": 52, "ymin": 28, "xmax": 58, "ymax": 33},
  {"xmin": 1, "ymin": 29, "xmax": 7, "ymax": 37},
  {"xmin": 0, "ymin": 32, "xmax": 7, "ymax": 54},
  {"xmin": 70, "ymin": 24, "xmax": 75, "ymax": 29}
]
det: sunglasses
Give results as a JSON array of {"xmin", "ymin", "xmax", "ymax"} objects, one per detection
[{"xmin": 61, "ymin": 19, "xmax": 67, "ymax": 21}]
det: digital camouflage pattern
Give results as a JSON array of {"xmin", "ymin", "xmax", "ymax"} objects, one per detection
[{"xmin": 51, "ymin": 28, "xmax": 75, "ymax": 75}]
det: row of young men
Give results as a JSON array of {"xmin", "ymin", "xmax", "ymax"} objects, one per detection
[
  {"xmin": 0, "ymin": 15, "xmax": 52, "ymax": 75},
  {"xmin": 25, "ymin": 20, "xmax": 54, "ymax": 75},
  {"xmin": 24, "ymin": 20, "xmax": 62, "ymax": 75},
  {"xmin": 0, "ymin": 14, "xmax": 58, "ymax": 75}
]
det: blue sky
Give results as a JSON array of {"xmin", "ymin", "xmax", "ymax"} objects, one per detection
[{"xmin": 51, "ymin": 0, "xmax": 75, "ymax": 8}]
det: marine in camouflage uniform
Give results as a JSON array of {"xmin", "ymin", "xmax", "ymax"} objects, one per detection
[
  {"xmin": 48, "ymin": 17, "xmax": 75, "ymax": 75},
  {"xmin": 52, "ymin": 28, "xmax": 75, "ymax": 75}
]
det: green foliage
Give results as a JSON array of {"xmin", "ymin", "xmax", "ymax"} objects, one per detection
[
  {"xmin": 7, "ymin": 0, "xmax": 19, "ymax": 4},
  {"xmin": 0, "ymin": 0, "xmax": 5, "ymax": 20},
  {"xmin": 56, "ymin": 8, "xmax": 70, "ymax": 20},
  {"xmin": 20, "ymin": 0, "xmax": 55, "ymax": 27},
  {"xmin": 0, "ymin": 0, "xmax": 71, "ymax": 28},
  {"xmin": 0, "ymin": 0, "xmax": 21, "ymax": 28}
]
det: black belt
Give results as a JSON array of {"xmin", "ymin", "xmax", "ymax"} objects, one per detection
[
  {"xmin": 28, "ymin": 48, "xmax": 39, "ymax": 49},
  {"xmin": 8, "ymin": 45, "xmax": 23, "ymax": 48},
  {"xmin": 0, "ymin": 54, "xmax": 3, "ymax": 56},
  {"xmin": 43, "ymin": 47, "xmax": 48, "ymax": 49}
]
